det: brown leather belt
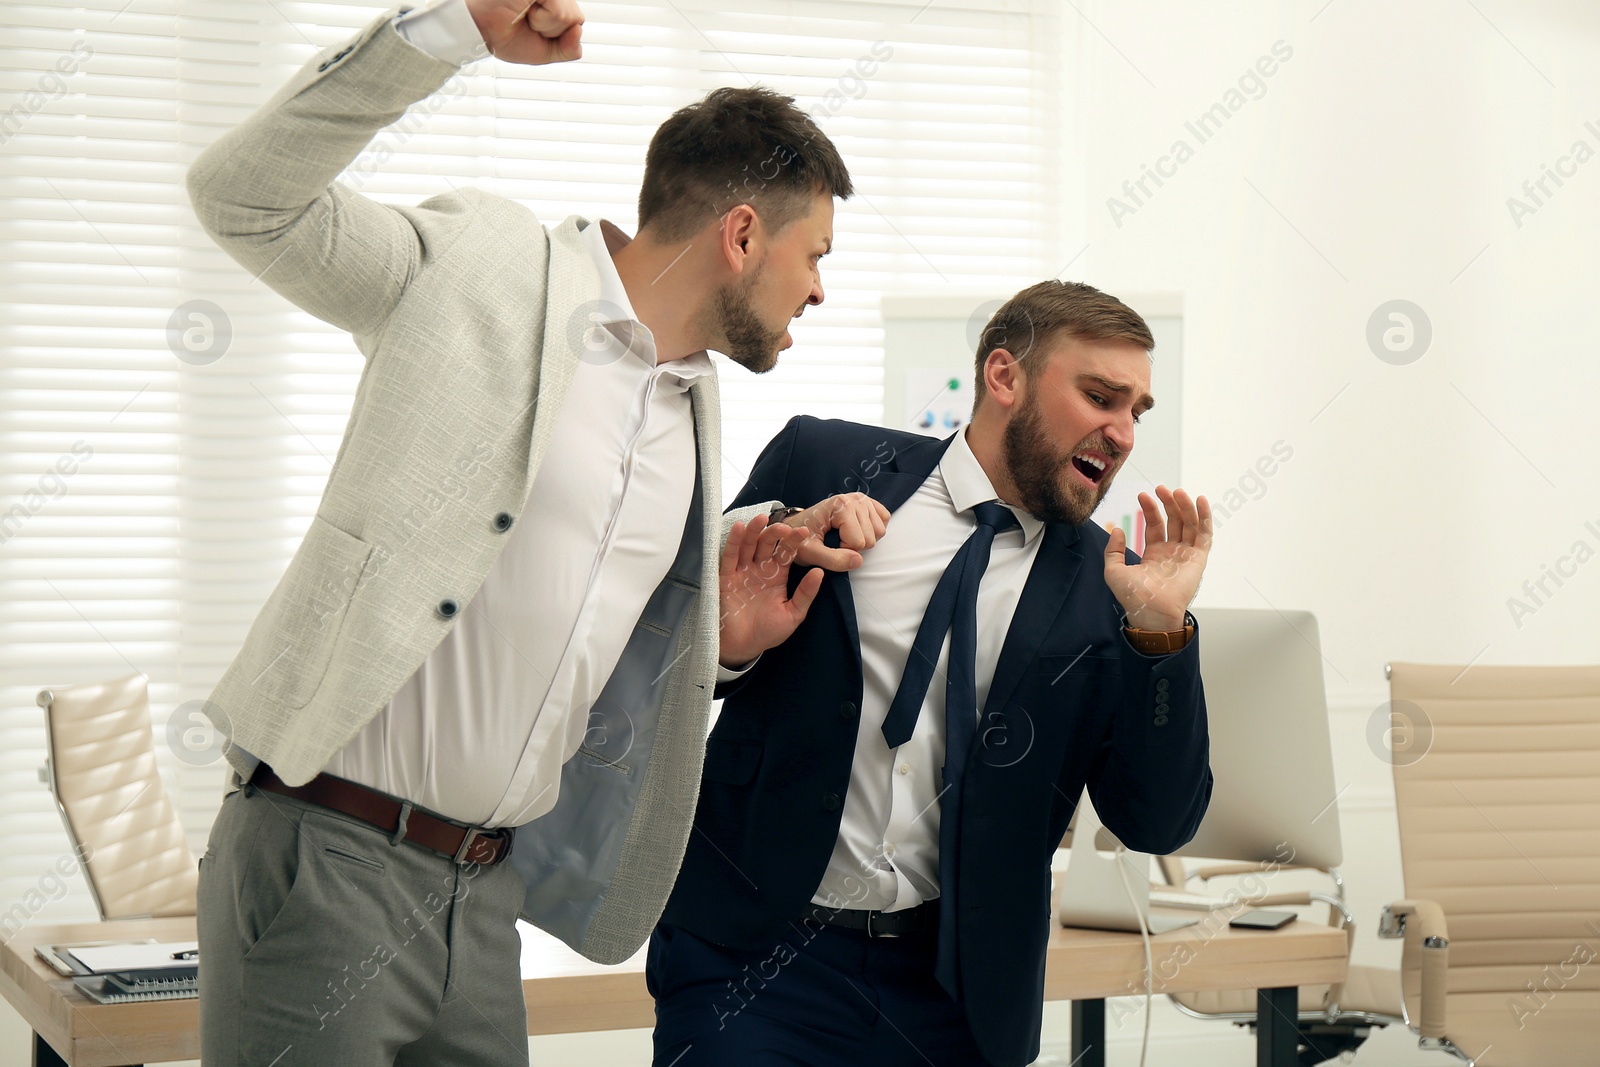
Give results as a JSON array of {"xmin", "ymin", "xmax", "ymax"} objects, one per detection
[{"xmin": 249, "ymin": 765, "xmax": 514, "ymax": 866}]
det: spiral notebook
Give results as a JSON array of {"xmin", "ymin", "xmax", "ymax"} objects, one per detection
[
  {"xmin": 39, "ymin": 938, "xmax": 199, "ymax": 1003},
  {"xmin": 72, "ymin": 972, "xmax": 198, "ymax": 1004}
]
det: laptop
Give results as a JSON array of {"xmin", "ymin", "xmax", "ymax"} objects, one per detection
[{"xmin": 1056, "ymin": 791, "xmax": 1200, "ymax": 935}]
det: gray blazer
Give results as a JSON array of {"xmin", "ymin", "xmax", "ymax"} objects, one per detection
[{"xmin": 187, "ymin": 7, "xmax": 730, "ymax": 965}]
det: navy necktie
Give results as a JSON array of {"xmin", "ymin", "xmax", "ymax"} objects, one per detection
[
  {"xmin": 880, "ymin": 500, "xmax": 1018, "ymax": 748},
  {"xmin": 879, "ymin": 500, "xmax": 1018, "ymax": 1000}
]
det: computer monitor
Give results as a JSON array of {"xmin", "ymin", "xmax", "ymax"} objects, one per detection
[{"xmin": 1171, "ymin": 607, "xmax": 1344, "ymax": 870}]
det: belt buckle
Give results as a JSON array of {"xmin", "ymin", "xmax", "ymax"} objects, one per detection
[
  {"xmin": 865, "ymin": 911, "xmax": 899, "ymax": 939},
  {"xmin": 454, "ymin": 827, "xmax": 491, "ymax": 865}
]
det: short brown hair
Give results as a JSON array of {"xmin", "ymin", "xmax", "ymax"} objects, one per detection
[
  {"xmin": 972, "ymin": 280, "xmax": 1154, "ymax": 404},
  {"xmin": 638, "ymin": 87, "xmax": 853, "ymax": 242}
]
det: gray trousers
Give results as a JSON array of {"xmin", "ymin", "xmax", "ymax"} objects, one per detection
[{"xmin": 197, "ymin": 784, "xmax": 530, "ymax": 1067}]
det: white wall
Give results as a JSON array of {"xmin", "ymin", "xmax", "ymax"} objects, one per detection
[
  {"xmin": 1075, "ymin": 0, "xmax": 1600, "ymax": 676},
  {"xmin": 1047, "ymin": 0, "xmax": 1600, "ymax": 1060}
]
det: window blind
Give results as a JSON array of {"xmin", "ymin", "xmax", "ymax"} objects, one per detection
[{"xmin": 0, "ymin": 0, "xmax": 1061, "ymax": 926}]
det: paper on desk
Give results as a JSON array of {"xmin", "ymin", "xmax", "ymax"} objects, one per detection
[{"xmin": 67, "ymin": 940, "xmax": 198, "ymax": 974}]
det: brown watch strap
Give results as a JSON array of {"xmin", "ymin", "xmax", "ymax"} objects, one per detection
[
  {"xmin": 768, "ymin": 505, "xmax": 805, "ymax": 525},
  {"xmin": 1123, "ymin": 623, "xmax": 1195, "ymax": 654}
]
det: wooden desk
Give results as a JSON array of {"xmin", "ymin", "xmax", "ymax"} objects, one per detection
[
  {"xmin": 1044, "ymin": 909, "xmax": 1347, "ymax": 1067},
  {"xmin": 4, "ymin": 910, "xmax": 1344, "ymax": 1066},
  {"xmin": 1, "ymin": 919, "xmax": 198, "ymax": 1067}
]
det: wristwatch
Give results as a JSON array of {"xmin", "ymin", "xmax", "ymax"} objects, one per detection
[
  {"xmin": 1123, "ymin": 623, "xmax": 1195, "ymax": 654},
  {"xmin": 768, "ymin": 505, "xmax": 805, "ymax": 526}
]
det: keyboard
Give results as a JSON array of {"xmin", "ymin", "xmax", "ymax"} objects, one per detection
[{"xmin": 1147, "ymin": 890, "xmax": 1232, "ymax": 911}]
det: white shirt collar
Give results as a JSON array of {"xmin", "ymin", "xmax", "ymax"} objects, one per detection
[
  {"xmin": 940, "ymin": 427, "xmax": 1046, "ymax": 545},
  {"xmin": 578, "ymin": 218, "xmax": 715, "ymax": 384}
]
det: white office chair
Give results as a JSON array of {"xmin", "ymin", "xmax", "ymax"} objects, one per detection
[
  {"xmin": 1380, "ymin": 662, "xmax": 1600, "ymax": 1066},
  {"xmin": 38, "ymin": 673, "xmax": 198, "ymax": 919}
]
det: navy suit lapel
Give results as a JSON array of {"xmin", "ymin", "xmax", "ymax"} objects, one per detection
[
  {"xmin": 981, "ymin": 522, "xmax": 1085, "ymax": 718},
  {"xmin": 864, "ymin": 431, "xmax": 954, "ymax": 511},
  {"xmin": 815, "ymin": 432, "xmax": 1093, "ymax": 708},
  {"xmin": 820, "ymin": 431, "xmax": 954, "ymax": 680}
]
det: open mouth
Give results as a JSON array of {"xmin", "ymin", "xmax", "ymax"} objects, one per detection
[{"xmin": 1070, "ymin": 450, "xmax": 1111, "ymax": 487}]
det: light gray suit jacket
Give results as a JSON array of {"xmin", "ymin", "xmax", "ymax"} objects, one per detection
[{"xmin": 187, "ymin": 7, "xmax": 728, "ymax": 964}]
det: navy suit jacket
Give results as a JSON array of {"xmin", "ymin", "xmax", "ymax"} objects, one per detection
[{"xmin": 660, "ymin": 417, "xmax": 1213, "ymax": 1067}]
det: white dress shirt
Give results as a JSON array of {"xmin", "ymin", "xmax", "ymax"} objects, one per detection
[
  {"xmin": 394, "ymin": 0, "xmax": 492, "ymax": 66},
  {"xmin": 812, "ymin": 429, "xmax": 1046, "ymax": 913},
  {"xmin": 324, "ymin": 214, "xmax": 713, "ymax": 828}
]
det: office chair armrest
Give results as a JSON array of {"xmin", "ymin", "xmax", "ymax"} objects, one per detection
[
  {"xmin": 1381, "ymin": 899, "xmax": 1449, "ymax": 1039},
  {"xmin": 1380, "ymin": 898, "xmax": 1448, "ymax": 939}
]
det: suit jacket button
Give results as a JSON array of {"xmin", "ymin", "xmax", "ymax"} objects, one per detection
[
  {"xmin": 838, "ymin": 701, "xmax": 858, "ymax": 720},
  {"xmin": 823, "ymin": 793, "xmax": 842, "ymax": 811},
  {"xmin": 493, "ymin": 512, "xmax": 514, "ymax": 533},
  {"xmin": 436, "ymin": 598, "xmax": 460, "ymax": 619}
]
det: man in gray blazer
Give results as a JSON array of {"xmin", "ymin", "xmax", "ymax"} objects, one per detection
[{"xmin": 187, "ymin": 1, "xmax": 872, "ymax": 1064}]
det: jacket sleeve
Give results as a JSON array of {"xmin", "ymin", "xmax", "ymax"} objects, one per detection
[
  {"xmin": 727, "ymin": 415, "xmax": 807, "ymax": 511},
  {"xmin": 1080, "ymin": 611, "xmax": 1213, "ymax": 856},
  {"xmin": 185, "ymin": 7, "xmax": 465, "ymax": 338}
]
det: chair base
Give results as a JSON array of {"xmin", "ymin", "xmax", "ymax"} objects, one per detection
[
  {"xmin": 1234, "ymin": 1018, "xmax": 1384, "ymax": 1067},
  {"xmin": 1418, "ymin": 1036, "xmax": 1474, "ymax": 1067}
]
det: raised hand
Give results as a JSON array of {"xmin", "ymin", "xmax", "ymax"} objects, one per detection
[
  {"xmin": 718, "ymin": 513, "xmax": 825, "ymax": 668},
  {"xmin": 1102, "ymin": 485, "xmax": 1212, "ymax": 632},
  {"xmin": 465, "ymin": 0, "xmax": 584, "ymax": 65}
]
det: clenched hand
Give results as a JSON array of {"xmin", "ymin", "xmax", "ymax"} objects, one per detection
[{"xmin": 465, "ymin": 0, "xmax": 584, "ymax": 65}]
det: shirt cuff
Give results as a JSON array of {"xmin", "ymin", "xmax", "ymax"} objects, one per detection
[
  {"xmin": 395, "ymin": 0, "xmax": 489, "ymax": 66},
  {"xmin": 716, "ymin": 656, "xmax": 760, "ymax": 684}
]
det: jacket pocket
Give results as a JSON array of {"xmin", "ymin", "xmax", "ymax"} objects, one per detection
[
  {"xmin": 235, "ymin": 515, "xmax": 374, "ymax": 709},
  {"xmin": 1038, "ymin": 653, "xmax": 1121, "ymax": 680}
]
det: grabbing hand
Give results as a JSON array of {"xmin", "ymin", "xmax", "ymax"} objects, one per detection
[
  {"xmin": 775, "ymin": 493, "xmax": 891, "ymax": 572},
  {"xmin": 1103, "ymin": 486, "xmax": 1212, "ymax": 632},
  {"xmin": 718, "ymin": 513, "xmax": 824, "ymax": 668},
  {"xmin": 465, "ymin": 0, "xmax": 584, "ymax": 65}
]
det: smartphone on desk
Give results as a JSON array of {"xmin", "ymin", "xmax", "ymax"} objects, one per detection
[{"xmin": 1228, "ymin": 909, "xmax": 1297, "ymax": 930}]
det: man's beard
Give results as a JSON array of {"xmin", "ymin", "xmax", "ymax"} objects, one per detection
[
  {"xmin": 712, "ymin": 268, "xmax": 787, "ymax": 374},
  {"xmin": 1002, "ymin": 391, "xmax": 1118, "ymax": 526}
]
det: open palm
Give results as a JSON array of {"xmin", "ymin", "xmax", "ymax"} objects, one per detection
[
  {"xmin": 1103, "ymin": 485, "xmax": 1212, "ymax": 631},
  {"xmin": 719, "ymin": 514, "xmax": 825, "ymax": 668}
]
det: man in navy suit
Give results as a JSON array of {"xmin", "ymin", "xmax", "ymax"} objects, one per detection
[{"xmin": 652, "ymin": 280, "xmax": 1215, "ymax": 1067}]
